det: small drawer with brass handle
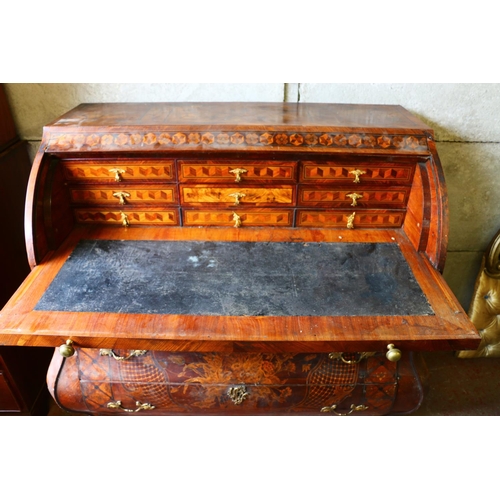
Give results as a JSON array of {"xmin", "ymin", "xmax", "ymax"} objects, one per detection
[
  {"xmin": 183, "ymin": 209, "xmax": 294, "ymax": 227},
  {"xmin": 74, "ymin": 209, "xmax": 180, "ymax": 226},
  {"xmin": 70, "ymin": 186, "xmax": 178, "ymax": 205},
  {"xmin": 296, "ymin": 209, "xmax": 405, "ymax": 228},
  {"xmin": 180, "ymin": 186, "xmax": 294, "ymax": 206}
]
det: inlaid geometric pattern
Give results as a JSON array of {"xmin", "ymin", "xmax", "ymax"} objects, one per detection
[
  {"xmin": 181, "ymin": 187, "xmax": 294, "ymax": 205},
  {"xmin": 62, "ymin": 163, "xmax": 174, "ymax": 181},
  {"xmin": 179, "ymin": 162, "xmax": 296, "ymax": 181},
  {"xmin": 48, "ymin": 132, "xmax": 429, "ymax": 153},
  {"xmin": 183, "ymin": 209, "xmax": 293, "ymax": 226},
  {"xmin": 297, "ymin": 210, "xmax": 404, "ymax": 228},
  {"xmin": 302, "ymin": 165, "xmax": 414, "ymax": 183},
  {"xmin": 298, "ymin": 188, "xmax": 409, "ymax": 207},
  {"xmin": 70, "ymin": 187, "xmax": 177, "ymax": 204},
  {"xmin": 75, "ymin": 209, "xmax": 179, "ymax": 225}
]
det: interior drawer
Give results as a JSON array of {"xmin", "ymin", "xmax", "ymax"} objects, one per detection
[
  {"xmin": 182, "ymin": 208, "xmax": 294, "ymax": 227},
  {"xmin": 296, "ymin": 209, "xmax": 405, "ymax": 228},
  {"xmin": 74, "ymin": 208, "xmax": 180, "ymax": 226},
  {"xmin": 70, "ymin": 185, "xmax": 178, "ymax": 205}
]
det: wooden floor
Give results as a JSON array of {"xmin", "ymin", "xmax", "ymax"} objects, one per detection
[{"xmin": 45, "ymin": 350, "xmax": 500, "ymax": 416}]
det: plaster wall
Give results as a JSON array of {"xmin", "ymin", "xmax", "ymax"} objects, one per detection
[{"xmin": 4, "ymin": 82, "xmax": 497, "ymax": 309}]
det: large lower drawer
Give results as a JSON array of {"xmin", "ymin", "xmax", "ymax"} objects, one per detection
[{"xmin": 48, "ymin": 349, "xmax": 423, "ymax": 416}]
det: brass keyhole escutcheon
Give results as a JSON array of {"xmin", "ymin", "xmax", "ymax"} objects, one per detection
[
  {"xmin": 109, "ymin": 168, "xmax": 125, "ymax": 182},
  {"xmin": 113, "ymin": 191, "xmax": 130, "ymax": 205},
  {"xmin": 386, "ymin": 344, "xmax": 402, "ymax": 362},
  {"xmin": 59, "ymin": 339, "xmax": 75, "ymax": 358},
  {"xmin": 229, "ymin": 168, "xmax": 248, "ymax": 183},
  {"xmin": 232, "ymin": 212, "xmax": 242, "ymax": 228},
  {"xmin": 229, "ymin": 192, "xmax": 246, "ymax": 206},
  {"xmin": 349, "ymin": 169, "xmax": 366, "ymax": 183},
  {"xmin": 347, "ymin": 212, "xmax": 356, "ymax": 229},
  {"xmin": 347, "ymin": 193, "xmax": 363, "ymax": 207}
]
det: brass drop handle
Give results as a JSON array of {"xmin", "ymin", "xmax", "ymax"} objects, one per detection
[
  {"xmin": 232, "ymin": 212, "xmax": 242, "ymax": 228},
  {"xmin": 107, "ymin": 401, "xmax": 155, "ymax": 413},
  {"xmin": 386, "ymin": 344, "xmax": 402, "ymax": 362},
  {"xmin": 349, "ymin": 169, "xmax": 366, "ymax": 183},
  {"xmin": 59, "ymin": 339, "xmax": 75, "ymax": 358},
  {"xmin": 347, "ymin": 193, "xmax": 363, "ymax": 207},
  {"xmin": 347, "ymin": 212, "xmax": 356, "ymax": 229},
  {"xmin": 109, "ymin": 168, "xmax": 125, "ymax": 182},
  {"xmin": 229, "ymin": 168, "xmax": 248, "ymax": 183},
  {"xmin": 113, "ymin": 191, "xmax": 130, "ymax": 205},
  {"xmin": 227, "ymin": 385, "xmax": 249, "ymax": 405},
  {"xmin": 229, "ymin": 192, "xmax": 246, "ymax": 206},
  {"xmin": 320, "ymin": 404, "xmax": 369, "ymax": 415},
  {"xmin": 120, "ymin": 212, "xmax": 130, "ymax": 227},
  {"xmin": 99, "ymin": 349, "xmax": 148, "ymax": 361},
  {"xmin": 329, "ymin": 352, "xmax": 375, "ymax": 364}
]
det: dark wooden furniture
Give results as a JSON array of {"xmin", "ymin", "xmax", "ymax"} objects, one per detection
[
  {"xmin": 0, "ymin": 102, "xmax": 480, "ymax": 415},
  {"xmin": 0, "ymin": 84, "xmax": 53, "ymax": 415}
]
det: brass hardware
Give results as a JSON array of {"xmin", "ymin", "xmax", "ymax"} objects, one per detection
[
  {"xmin": 109, "ymin": 168, "xmax": 125, "ymax": 182},
  {"xmin": 232, "ymin": 212, "xmax": 242, "ymax": 228},
  {"xmin": 386, "ymin": 344, "xmax": 402, "ymax": 362},
  {"xmin": 349, "ymin": 169, "xmax": 366, "ymax": 183},
  {"xmin": 346, "ymin": 193, "xmax": 363, "ymax": 207},
  {"xmin": 229, "ymin": 168, "xmax": 248, "ymax": 183},
  {"xmin": 113, "ymin": 191, "xmax": 130, "ymax": 205},
  {"xmin": 347, "ymin": 212, "xmax": 356, "ymax": 229},
  {"xmin": 227, "ymin": 385, "xmax": 249, "ymax": 405},
  {"xmin": 99, "ymin": 349, "xmax": 148, "ymax": 361},
  {"xmin": 228, "ymin": 192, "xmax": 246, "ymax": 206},
  {"xmin": 320, "ymin": 404, "xmax": 369, "ymax": 416},
  {"xmin": 329, "ymin": 352, "xmax": 376, "ymax": 364},
  {"xmin": 59, "ymin": 339, "xmax": 75, "ymax": 358},
  {"xmin": 120, "ymin": 212, "xmax": 130, "ymax": 227},
  {"xmin": 107, "ymin": 400, "xmax": 155, "ymax": 413}
]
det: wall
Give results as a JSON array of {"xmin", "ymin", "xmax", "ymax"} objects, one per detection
[{"xmin": 4, "ymin": 82, "xmax": 498, "ymax": 309}]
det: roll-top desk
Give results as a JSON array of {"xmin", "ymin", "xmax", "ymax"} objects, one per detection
[{"xmin": 0, "ymin": 102, "xmax": 479, "ymax": 415}]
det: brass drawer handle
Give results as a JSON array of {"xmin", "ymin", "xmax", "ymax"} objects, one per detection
[
  {"xmin": 346, "ymin": 193, "xmax": 363, "ymax": 207},
  {"xmin": 228, "ymin": 192, "xmax": 246, "ymax": 205},
  {"xmin": 107, "ymin": 400, "xmax": 155, "ymax": 413},
  {"xmin": 329, "ymin": 352, "xmax": 375, "ymax": 364},
  {"xmin": 113, "ymin": 191, "xmax": 130, "ymax": 205},
  {"xmin": 232, "ymin": 212, "xmax": 242, "ymax": 228},
  {"xmin": 109, "ymin": 168, "xmax": 125, "ymax": 182},
  {"xmin": 99, "ymin": 349, "xmax": 148, "ymax": 361},
  {"xmin": 229, "ymin": 168, "xmax": 248, "ymax": 183},
  {"xmin": 386, "ymin": 344, "xmax": 402, "ymax": 362},
  {"xmin": 347, "ymin": 212, "xmax": 355, "ymax": 229},
  {"xmin": 228, "ymin": 385, "xmax": 249, "ymax": 405},
  {"xmin": 349, "ymin": 169, "xmax": 366, "ymax": 183},
  {"xmin": 120, "ymin": 212, "xmax": 130, "ymax": 226},
  {"xmin": 320, "ymin": 404, "xmax": 369, "ymax": 416}
]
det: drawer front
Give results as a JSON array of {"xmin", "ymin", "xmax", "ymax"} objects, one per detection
[
  {"xmin": 61, "ymin": 350, "xmax": 398, "ymax": 415},
  {"xmin": 70, "ymin": 186, "xmax": 178, "ymax": 205},
  {"xmin": 179, "ymin": 160, "xmax": 297, "ymax": 183},
  {"xmin": 183, "ymin": 209, "xmax": 294, "ymax": 227},
  {"xmin": 301, "ymin": 162, "xmax": 414, "ymax": 184},
  {"xmin": 296, "ymin": 209, "xmax": 405, "ymax": 228},
  {"xmin": 62, "ymin": 161, "xmax": 175, "ymax": 182},
  {"xmin": 180, "ymin": 186, "xmax": 294, "ymax": 206},
  {"xmin": 298, "ymin": 186, "xmax": 410, "ymax": 208},
  {"xmin": 75, "ymin": 209, "xmax": 180, "ymax": 226}
]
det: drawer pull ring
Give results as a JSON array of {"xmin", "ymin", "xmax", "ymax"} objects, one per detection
[
  {"xmin": 120, "ymin": 212, "xmax": 130, "ymax": 227},
  {"xmin": 229, "ymin": 168, "xmax": 248, "ymax": 183},
  {"xmin": 227, "ymin": 385, "xmax": 249, "ymax": 405},
  {"xmin": 59, "ymin": 339, "xmax": 75, "ymax": 358},
  {"xmin": 99, "ymin": 349, "xmax": 148, "ymax": 361},
  {"xmin": 229, "ymin": 192, "xmax": 246, "ymax": 206},
  {"xmin": 107, "ymin": 400, "xmax": 155, "ymax": 413},
  {"xmin": 232, "ymin": 212, "xmax": 242, "ymax": 228},
  {"xmin": 328, "ymin": 352, "xmax": 375, "ymax": 364},
  {"xmin": 349, "ymin": 169, "xmax": 366, "ymax": 183},
  {"xmin": 109, "ymin": 168, "xmax": 125, "ymax": 182},
  {"xmin": 347, "ymin": 193, "xmax": 363, "ymax": 207},
  {"xmin": 320, "ymin": 404, "xmax": 369, "ymax": 416},
  {"xmin": 386, "ymin": 344, "xmax": 402, "ymax": 362},
  {"xmin": 347, "ymin": 212, "xmax": 356, "ymax": 229},
  {"xmin": 113, "ymin": 191, "xmax": 130, "ymax": 205}
]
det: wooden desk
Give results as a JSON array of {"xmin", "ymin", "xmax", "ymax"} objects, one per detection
[{"xmin": 0, "ymin": 102, "xmax": 480, "ymax": 415}]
